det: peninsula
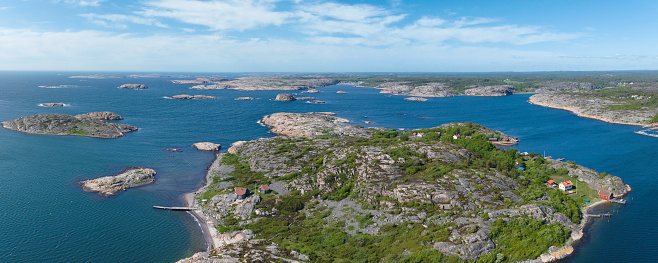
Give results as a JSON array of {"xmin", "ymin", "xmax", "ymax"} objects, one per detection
[
  {"xmin": 1, "ymin": 113, "xmax": 138, "ymax": 138},
  {"xmin": 179, "ymin": 113, "xmax": 630, "ymax": 262}
]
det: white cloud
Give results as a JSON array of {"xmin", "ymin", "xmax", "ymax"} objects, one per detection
[
  {"xmin": 81, "ymin": 13, "xmax": 169, "ymax": 29},
  {"xmin": 0, "ymin": 6, "xmax": 13, "ymax": 10},
  {"xmin": 59, "ymin": 0, "xmax": 106, "ymax": 7},
  {"xmin": 138, "ymin": 0, "xmax": 293, "ymax": 31}
]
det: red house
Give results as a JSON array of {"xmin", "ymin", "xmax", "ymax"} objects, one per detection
[
  {"xmin": 235, "ymin": 187, "xmax": 248, "ymax": 199},
  {"xmin": 547, "ymin": 180, "xmax": 557, "ymax": 187},
  {"xmin": 598, "ymin": 190, "xmax": 613, "ymax": 201},
  {"xmin": 258, "ymin": 184, "xmax": 270, "ymax": 194}
]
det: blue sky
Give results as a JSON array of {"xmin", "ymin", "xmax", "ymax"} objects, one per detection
[{"xmin": 1, "ymin": 0, "xmax": 657, "ymax": 72}]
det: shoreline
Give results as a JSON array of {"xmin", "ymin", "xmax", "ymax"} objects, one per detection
[
  {"xmin": 527, "ymin": 96, "xmax": 646, "ymax": 127},
  {"xmin": 183, "ymin": 153, "xmax": 223, "ymax": 251}
]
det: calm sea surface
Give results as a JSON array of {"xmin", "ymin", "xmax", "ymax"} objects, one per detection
[{"xmin": 0, "ymin": 71, "xmax": 655, "ymax": 262}]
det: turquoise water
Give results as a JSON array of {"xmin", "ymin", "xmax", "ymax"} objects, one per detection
[{"xmin": 0, "ymin": 71, "xmax": 655, "ymax": 262}]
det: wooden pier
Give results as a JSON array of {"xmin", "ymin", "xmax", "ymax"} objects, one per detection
[
  {"xmin": 153, "ymin": 205, "xmax": 193, "ymax": 211},
  {"xmin": 585, "ymin": 213, "xmax": 612, "ymax": 218}
]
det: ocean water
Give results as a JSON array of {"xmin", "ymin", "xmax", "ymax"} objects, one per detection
[{"xmin": 0, "ymin": 71, "xmax": 655, "ymax": 262}]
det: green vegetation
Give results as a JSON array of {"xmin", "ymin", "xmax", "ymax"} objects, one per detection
[
  {"xmin": 201, "ymin": 121, "xmax": 619, "ymax": 262},
  {"xmin": 486, "ymin": 217, "xmax": 570, "ymax": 262}
]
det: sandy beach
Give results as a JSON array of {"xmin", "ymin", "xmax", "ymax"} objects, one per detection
[{"xmin": 184, "ymin": 153, "xmax": 223, "ymax": 250}]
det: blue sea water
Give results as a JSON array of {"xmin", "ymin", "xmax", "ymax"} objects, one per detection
[{"xmin": 0, "ymin": 71, "xmax": 656, "ymax": 262}]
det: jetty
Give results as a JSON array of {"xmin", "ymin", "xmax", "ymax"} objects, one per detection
[
  {"xmin": 153, "ymin": 205, "xmax": 193, "ymax": 211},
  {"xmin": 611, "ymin": 198, "xmax": 627, "ymax": 205},
  {"xmin": 585, "ymin": 213, "xmax": 612, "ymax": 218}
]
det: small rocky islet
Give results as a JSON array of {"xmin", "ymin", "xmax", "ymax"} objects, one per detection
[
  {"xmin": 79, "ymin": 168, "xmax": 156, "ymax": 197},
  {"xmin": 181, "ymin": 112, "xmax": 630, "ymax": 263},
  {"xmin": 1, "ymin": 112, "xmax": 137, "ymax": 138}
]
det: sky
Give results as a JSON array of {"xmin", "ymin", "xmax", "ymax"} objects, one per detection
[{"xmin": 0, "ymin": 0, "xmax": 657, "ymax": 72}]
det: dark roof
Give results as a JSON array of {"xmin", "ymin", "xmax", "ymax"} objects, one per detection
[
  {"xmin": 260, "ymin": 185, "xmax": 269, "ymax": 191},
  {"xmin": 235, "ymin": 187, "xmax": 248, "ymax": 196}
]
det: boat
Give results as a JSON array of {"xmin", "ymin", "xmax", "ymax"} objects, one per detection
[{"xmin": 611, "ymin": 198, "xmax": 627, "ymax": 204}]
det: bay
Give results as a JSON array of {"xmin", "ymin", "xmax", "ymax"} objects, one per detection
[{"xmin": 0, "ymin": 71, "xmax": 655, "ymax": 262}]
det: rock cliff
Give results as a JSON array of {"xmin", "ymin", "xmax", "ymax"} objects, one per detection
[
  {"xmin": 1, "ymin": 113, "xmax": 138, "ymax": 138},
  {"xmin": 79, "ymin": 168, "xmax": 156, "ymax": 197},
  {"xmin": 273, "ymin": 94, "xmax": 296, "ymax": 102}
]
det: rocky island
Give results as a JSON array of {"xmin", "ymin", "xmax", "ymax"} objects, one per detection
[
  {"xmin": 180, "ymin": 112, "xmax": 630, "ymax": 263},
  {"xmin": 79, "ymin": 168, "xmax": 156, "ymax": 197},
  {"xmin": 40, "ymin": 103, "xmax": 65, "ymax": 107},
  {"xmin": 185, "ymin": 75, "xmax": 337, "ymax": 91},
  {"xmin": 1, "ymin": 113, "xmax": 138, "ymax": 138},
  {"xmin": 118, "ymin": 84, "xmax": 148, "ymax": 89},
  {"xmin": 166, "ymin": 95, "xmax": 216, "ymax": 100}
]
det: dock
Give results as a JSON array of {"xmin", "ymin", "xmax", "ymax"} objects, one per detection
[
  {"xmin": 585, "ymin": 213, "xmax": 612, "ymax": 218},
  {"xmin": 153, "ymin": 205, "xmax": 193, "ymax": 211}
]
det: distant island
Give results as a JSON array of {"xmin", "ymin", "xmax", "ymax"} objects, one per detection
[
  {"xmin": 179, "ymin": 113, "xmax": 630, "ymax": 262},
  {"xmin": 1, "ymin": 112, "xmax": 137, "ymax": 138}
]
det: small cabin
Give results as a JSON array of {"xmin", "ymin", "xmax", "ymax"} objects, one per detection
[
  {"xmin": 235, "ymin": 187, "xmax": 248, "ymax": 199},
  {"xmin": 488, "ymin": 138, "xmax": 498, "ymax": 142},
  {"xmin": 598, "ymin": 190, "xmax": 614, "ymax": 201},
  {"xmin": 453, "ymin": 134, "xmax": 461, "ymax": 139},
  {"xmin": 258, "ymin": 184, "xmax": 270, "ymax": 194},
  {"xmin": 275, "ymin": 199, "xmax": 283, "ymax": 204},
  {"xmin": 547, "ymin": 180, "xmax": 557, "ymax": 187},
  {"xmin": 559, "ymin": 181, "xmax": 574, "ymax": 191}
]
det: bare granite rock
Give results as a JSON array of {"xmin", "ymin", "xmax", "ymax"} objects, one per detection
[
  {"xmin": 302, "ymin": 89, "xmax": 322, "ymax": 93},
  {"xmin": 79, "ymin": 168, "xmax": 156, "ymax": 197},
  {"xmin": 193, "ymin": 142, "xmax": 222, "ymax": 151},
  {"xmin": 167, "ymin": 94, "xmax": 216, "ymax": 99},
  {"xmin": 529, "ymin": 93, "xmax": 657, "ymax": 125},
  {"xmin": 77, "ymin": 111, "xmax": 124, "ymax": 120},
  {"xmin": 259, "ymin": 112, "xmax": 371, "ymax": 137},
  {"xmin": 274, "ymin": 94, "xmax": 296, "ymax": 102},
  {"xmin": 464, "ymin": 85, "xmax": 515, "ymax": 96},
  {"xmin": 234, "ymin": 97, "xmax": 255, "ymax": 100},
  {"xmin": 404, "ymin": 97, "xmax": 428, "ymax": 102},
  {"xmin": 336, "ymin": 90, "xmax": 347, "ymax": 94},
  {"xmin": 40, "ymin": 103, "xmax": 65, "ymax": 107},
  {"xmin": 118, "ymin": 84, "xmax": 148, "ymax": 89}
]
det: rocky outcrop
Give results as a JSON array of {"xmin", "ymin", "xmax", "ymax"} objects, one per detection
[
  {"xmin": 375, "ymin": 82, "xmax": 455, "ymax": 97},
  {"xmin": 77, "ymin": 111, "xmax": 124, "ymax": 120},
  {"xmin": 464, "ymin": 85, "xmax": 515, "ymax": 96},
  {"xmin": 40, "ymin": 103, "xmax": 65, "ymax": 107},
  {"xmin": 307, "ymin": 100, "xmax": 325, "ymax": 104},
  {"xmin": 227, "ymin": 141, "xmax": 248, "ymax": 154},
  {"xmin": 302, "ymin": 89, "xmax": 322, "ymax": 93},
  {"xmin": 404, "ymin": 97, "xmax": 428, "ymax": 102},
  {"xmin": 528, "ymin": 93, "xmax": 657, "ymax": 126},
  {"xmin": 166, "ymin": 95, "xmax": 216, "ymax": 99},
  {"xmin": 79, "ymin": 168, "xmax": 156, "ymax": 197},
  {"xmin": 294, "ymin": 97, "xmax": 315, "ymax": 100},
  {"xmin": 1, "ymin": 113, "xmax": 138, "ymax": 138},
  {"xmin": 234, "ymin": 97, "xmax": 255, "ymax": 100},
  {"xmin": 273, "ymin": 94, "xmax": 296, "ymax": 102},
  {"xmin": 193, "ymin": 142, "xmax": 222, "ymax": 151},
  {"xmin": 336, "ymin": 91, "xmax": 347, "ymax": 94},
  {"xmin": 118, "ymin": 84, "xmax": 148, "ymax": 89},
  {"xmin": 259, "ymin": 112, "xmax": 371, "ymax": 137}
]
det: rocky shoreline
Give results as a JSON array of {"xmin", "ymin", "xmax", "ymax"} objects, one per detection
[
  {"xmin": 178, "ymin": 112, "xmax": 630, "ymax": 262},
  {"xmin": 528, "ymin": 93, "xmax": 654, "ymax": 126}
]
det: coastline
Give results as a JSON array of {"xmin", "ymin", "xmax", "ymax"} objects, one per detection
[
  {"xmin": 527, "ymin": 95, "xmax": 646, "ymax": 127},
  {"xmin": 183, "ymin": 153, "xmax": 223, "ymax": 251}
]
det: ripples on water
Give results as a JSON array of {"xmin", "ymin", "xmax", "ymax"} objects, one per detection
[{"xmin": 0, "ymin": 72, "xmax": 656, "ymax": 262}]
